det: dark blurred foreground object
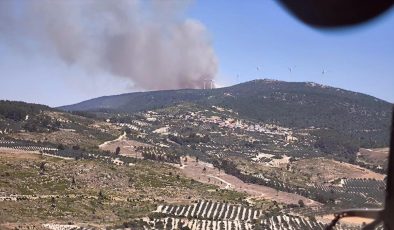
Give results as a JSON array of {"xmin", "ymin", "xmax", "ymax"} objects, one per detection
[
  {"xmin": 277, "ymin": 0, "xmax": 394, "ymax": 28},
  {"xmin": 277, "ymin": 1, "xmax": 394, "ymax": 229}
]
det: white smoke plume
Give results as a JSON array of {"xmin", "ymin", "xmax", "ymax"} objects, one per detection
[{"xmin": 0, "ymin": 0, "xmax": 218, "ymax": 90}]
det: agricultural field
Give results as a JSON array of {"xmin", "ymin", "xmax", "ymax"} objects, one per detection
[
  {"xmin": 0, "ymin": 97, "xmax": 390, "ymax": 229},
  {"xmin": 0, "ymin": 147, "xmax": 248, "ymax": 229},
  {"xmin": 177, "ymin": 156, "xmax": 317, "ymax": 206}
]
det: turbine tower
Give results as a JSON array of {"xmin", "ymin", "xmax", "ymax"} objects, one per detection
[
  {"xmin": 209, "ymin": 79, "xmax": 214, "ymax": 89},
  {"xmin": 203, "ymin": 79, "xmax": 215, "ymax": 89}
]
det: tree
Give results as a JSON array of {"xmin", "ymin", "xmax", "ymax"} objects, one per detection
[
  {"xmin": 39, "ymin": 162, "xmax": 46, "ymax": 175},
  {"xmin": 57, "ymin": 144, "xmax": 65, "ymax": 150},
  {"xmin": 98, "ymin": 190, "xmax": 106, "ymax": 201},
  {"xmin": 155, "ymin": 220, "xmax": 164, "ymax": 229},
  {"xmin": 177, "ymin": 221, "xmax": 183, "ymax": 229},
  {"xmin": 115, "ymin": 146, "xmax": 121, "ymax": 155},
  {"xmin": 51, "ymin": 197, "xmax": 56, "ymax": 208},
  {"xmin": 71, "ymin": 176, "xmax": 76, "ymax": 187},
  {"xmin": 308, "ymin": 216, "xmax": 317, "ymax": 222},
  {"xmin": 123, "ymin": 127, "xmax": 132, "ymax": 135},
  {"xmin": 298, "ymin": 199, "xmax": 305, "ymax": 207}
]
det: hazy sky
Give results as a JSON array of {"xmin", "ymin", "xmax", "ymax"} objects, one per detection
[{"xmin": 0, "ymin": 0, "xmax": 393, "ymax": 107}]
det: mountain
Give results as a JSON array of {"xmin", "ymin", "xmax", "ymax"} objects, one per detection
[{"xmin": 59, "ymin": 79, "xmax": 392, "ymax": 148}]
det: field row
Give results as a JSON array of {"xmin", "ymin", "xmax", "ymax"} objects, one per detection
[
  {"xmin": 126, "ymin": 214, "xmax": 360, "ymax": 230},
  {"xmin": 147, "ymin": 218, "xmax": 253, "ymax": 230},
  {"xmin": 0, "ymin": 143, "xmax": 58, "ymax": 152},
  {"xmin": 156, "ymin": 200, "xmax": 262, "ymax": 221}
]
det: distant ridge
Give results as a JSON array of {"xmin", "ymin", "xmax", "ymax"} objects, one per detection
[
  {"xmin": 59, "ymin": 79, "xmax": 391, "ymax": 116},
  {"xmin": 59, "ymin": 79, "xmax": 391, "ymax": 145}
]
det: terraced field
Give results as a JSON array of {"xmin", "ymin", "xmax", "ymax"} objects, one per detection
[{"xmin": 156, "ymin": 200, "xmax": 262, "ymax": 222}]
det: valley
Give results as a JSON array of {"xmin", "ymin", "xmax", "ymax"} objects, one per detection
[{"xmin": 0, "ymin": 80, "xmax": 391, "ymax": 229}]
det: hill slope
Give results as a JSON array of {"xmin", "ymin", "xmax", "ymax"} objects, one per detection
[
  {"xmin": 60, "ymin": 79, "xmax": 392, "ymax": 148},
  {"xmin": 0, "ymin": 100, "xmax": 121, "ymax": 147}
]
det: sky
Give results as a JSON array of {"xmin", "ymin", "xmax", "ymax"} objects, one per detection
[{"xmin": 0, "ymin": 0, "xmax": 393, "ymax": 107}]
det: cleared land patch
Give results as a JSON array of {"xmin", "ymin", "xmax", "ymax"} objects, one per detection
[
  {"xmin": 99, "ymin": 133, "xmax": 151, "ymax": 158},
  {"xmin": 178, "ymin": 157, "xmax": 319, "ymax": 206},
  {"xmin": 291, "ymin": 157, "xmax": 385, "ymax": 183},
  {"xmin": 357, "ymin": 148, "xmax": 389, "ymax": 170}
]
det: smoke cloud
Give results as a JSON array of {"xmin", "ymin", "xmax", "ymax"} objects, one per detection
[{"xmin": 0, "ymin": 0, "xmax": 218, "ymax": 90}]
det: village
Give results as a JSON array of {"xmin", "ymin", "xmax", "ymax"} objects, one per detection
[{"xmin": 0, "ymin": 102, "xmax": 388, "ymax": 230}]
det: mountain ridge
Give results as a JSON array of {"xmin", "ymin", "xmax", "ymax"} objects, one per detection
[
  {"xmin": 58, "ymin": 79, "xmax": 392, "ymax": 150},
  {"xmin": 58, "ymin": 79, "xmax": 392, "ymax": 114}
]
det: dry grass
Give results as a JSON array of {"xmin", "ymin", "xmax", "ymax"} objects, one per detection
[
  {"xmin": 0, "ymin": 148, "xmax": 246, "ymax": 227},
  {"xmin": 9, "ymin": 111, "xmax": 122, "ymax": 148},
  {"xmin": 10, "ymin": 131, "xmax": 98, "ymax": 147},
  {"xmin": 358, "ymin": 148, "xmax": 389, "ymax": 166},
  {"xmin": 99, "ymin": 135, "xmax": 151, "ymax": 158},
  {"xmin": 318, "ymin": 214, "xmax": 375, "ymax": 227},
  {"xmin": 292, "ymin": 157, "xmax": 385, "ymax": 183},
  {"xmin": 177, "ymin": 156, "xmax": 320, "ymax": 206}
]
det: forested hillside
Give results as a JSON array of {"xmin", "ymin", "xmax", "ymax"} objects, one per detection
[{"xmin": 60, "ymin": 80, "xmax": 392, "ymax": 149}]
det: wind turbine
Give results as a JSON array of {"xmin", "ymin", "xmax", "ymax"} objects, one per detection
[
  {"xmin": 322, "ymin": 69, "xmax": 331, "ymax": 75},
  {"xmin": 210, "ymin": 79, "xmax": 215, "ymax": 89},
  {"xmin": 288, "ymin": 65, "xmax": 296, "ymax": 73},
  {"xmin": 203, "ymin": 79, "xmax": 214, "ymax": 89}
]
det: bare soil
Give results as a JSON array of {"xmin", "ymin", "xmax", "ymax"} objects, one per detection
[
  {"xmin": 319, "ymin": 214, "xmax": 375, "ymax": 226},
  {"xmin": 99, "ymin": 133, "xmax": 151, "ymax": 158},
  {"xmin": 178, "ymin": 156, "xmax": 320, "ymax": 206},
  {"xmin": 0, "ymin": 147, "xmax": 41, "ymax": 160},
  {"xmin": 292, "ymin": 157, "xmax": 385, "ymax": 183},
  {"xmin": 11, "ymin": 131, "xmax": 99, "ymax": 147},
  {"xmin": 358, "ymin": 148, "xmax": 389, "ymax": 165}
]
